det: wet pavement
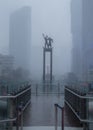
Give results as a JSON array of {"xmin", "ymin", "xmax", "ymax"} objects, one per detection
[
  {"xmin": 23, "ymin": 94, "xmax": 82, "ymax": 127},
  {"xmin": 23, "ymin": 94, "xmax": 63, "ymax": 126},
  {"xmin": 13, "ymin": 126, "xmax": 83, "ymax": 130}
]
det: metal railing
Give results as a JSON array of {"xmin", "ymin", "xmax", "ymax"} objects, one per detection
[
  {"xmin": 0, "ymin": 80, "xmax": 31, "ymax": 96},
  {"xmin": 54, "ymin": 104, "xmax": 64, "ymax": 130},
  {"xmin": 0, "ymin": 84, "xmax": 31, "ymax": 130},
  {"xmin": 65, "ymin": 86, "xmax": 93, "ymax": 130},
  {"xmin": 31, "ymin": 82, "xmax": 64, "ymax": 96}
]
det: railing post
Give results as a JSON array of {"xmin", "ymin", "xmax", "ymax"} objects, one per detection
[
  {"xmin": 58, "ymin": 83, "xmax": 60, "ymax": 97},
  {"xmin": 16, "ymin": 108, "xmax": 19, "ymax": 130},
  {"xmin": 55, "ymin": 104, "xmax": 58, "ymax": 130},
  {"xmin": 55, "ymin": 104, "xmax": 64, "ymax": 130},
  {"xmin": 36, "ymin": 84, "xmax": 38, "ymax": 96},
  {"xmin": 21, "ymin": 111, "xmax": 23, "ymax": 130},
  {"xmin": 62, "ymin": 107, "xmax": 64, "ymax": 130},
  {"xmin": 83, "ymin": 123, "xmax": 88, "ymax": 130}
]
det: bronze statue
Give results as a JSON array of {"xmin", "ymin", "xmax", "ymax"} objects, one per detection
[
  {"xmin": 48, "ymin": 37, "xmax": 53, "ymax": 48},
  {"xmin": 43, "ymin": 34, "xmax": 48, "ymax": 48},
  {"xmin": 43, "ymin": 33, "xmax": 53, "ymax": 48}
]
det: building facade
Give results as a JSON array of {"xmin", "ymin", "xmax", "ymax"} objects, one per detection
[
  {"xmin": 71, "ymin": 0, "xmax": 93, "ymax": 82},
  {"xmin": 9, "ymin": 6, "xmax": 31, "ymax": 71},
  {"xmin": 0, "ymin": 54, "xmax": 14, "ymax": 77},
  {"xmin": 82, "ymin": 0, "xmax": 93, "ymax": 82},
  {"xmin": 71, "ymin": 0, "xmax": 83, "ymax": 81}
]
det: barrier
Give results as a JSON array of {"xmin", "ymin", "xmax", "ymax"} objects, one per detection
[{"xmin": 54, "ymin": 104, "xmax": 64, "ymax": 130}]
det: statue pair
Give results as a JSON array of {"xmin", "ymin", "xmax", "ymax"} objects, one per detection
[{"xmin": 43, "ymin": 34, "xmax": 53, "ymax": 48}]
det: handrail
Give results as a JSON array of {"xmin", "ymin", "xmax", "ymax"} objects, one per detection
[
  {"xmin": 65, "ymin": 87, "xmax": 93, "ymax": 99},
  {"xmin": 54, "ymin": 104, "xmax": 64, "ymax": 130},
  {"xmin": 0, "ymin": 99, "xmax": 31, "ymax": 125},
  {"xmin": 0, "ymin": 86, "xmax": 31, "ymax": 130},
  {"xmin": 65, "ymin": 87, "xmax": 93, "ymax": 130},
  {"xmin": 65, "ymin": 100, "xmax": 93, "ymax": 123},
  {"xmin": 0, "ymin": 117, "xmax": 16, "ymax": 123},
  {"xmin": 0, "ymin": 86, "xmax": 31, "ymax": 99},
  {"xmin": 55, "ymin": 104, "xmax": 63, "ymax": 110}
]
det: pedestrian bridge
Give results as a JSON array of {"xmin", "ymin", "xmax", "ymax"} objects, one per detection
[{"xmin": 0, "ymin": 81, "xmax": 87, "ymax": 130}]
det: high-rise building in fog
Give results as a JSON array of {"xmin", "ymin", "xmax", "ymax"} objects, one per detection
[
  {"xmin": 71, "ymin": 0, "xmax": 83, "ymax": 81},
  {"xmin": 9, "ymin": 6, "xmax": 31, "ymax": 71},
  {"xmin": 82, "ymin": 0, "xmax": 93, "ymax": 82},
  {"xmin": 0, "ymin": 54, "xmax": 14, "ymax": 77},
  {"xmin": 71, "ymin": 0, "xmax": 93, "ymax": 82}
]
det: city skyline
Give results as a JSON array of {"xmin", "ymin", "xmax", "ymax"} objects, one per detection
[
  {"xmin": 0, "ymin": 0, "xmax": 72, "ymax": 79},
  {"xmin": 9, "ymin": 6, "xmax": 31, "ymax": 71}
]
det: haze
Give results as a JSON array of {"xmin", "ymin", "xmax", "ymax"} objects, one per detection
[{"xmin": 0, "ymin": 0, "xmax": 72, "ymax": 80}]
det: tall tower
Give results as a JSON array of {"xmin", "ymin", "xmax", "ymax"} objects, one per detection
[
  {"xmin": 71, "ymin": 0, "xmax": 93, "ymax": 82},
  {"xmin": 9, "ymin": 6, "xmax": 31, "ymax": 71},
  {"xmin": 71, "ymin": 0, "xmax": 83, "ymax": 81},
  {"xmin": 43, "ymin": 34, "xmax": 53, "ymax": 82},
  {"xmin": 82, "ymin": 0, "xmax": 93, "ymax": 82}
]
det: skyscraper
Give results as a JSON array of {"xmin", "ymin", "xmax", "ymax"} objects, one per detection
[
  {"xmin": 0, "ymin": 54, "xmax": 14, "ymax": 77},
  {"xmin": 71, "ymin": 0, "xmax": 93, "ymax": 82},
  {"xmin": 82, "ymin": 0, "xmax": 93, "ymax": 82},
  {"xmin": 9, "ymin": 6, "xmax": 31, "ymax": 71},
  {"xmin": 71, "ymin": 0, "xmax": 83, "ymax": 81}
]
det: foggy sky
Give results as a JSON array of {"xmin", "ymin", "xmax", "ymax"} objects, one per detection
[{"xmin": 0, "ymin": 0, "xmax": 72, "ymax": 80}]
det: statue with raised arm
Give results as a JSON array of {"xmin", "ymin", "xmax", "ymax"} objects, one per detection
[
  {"xmin": 48, "ymin": 37, "xmax": 53, "ymax": 48},
  {"xmin": 43, "ymin": 33, "xmax": 53, "ymax": 48},
  {"xmin": 42, "ymin": 33, "xmax": 48, "ymax": 48}
]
